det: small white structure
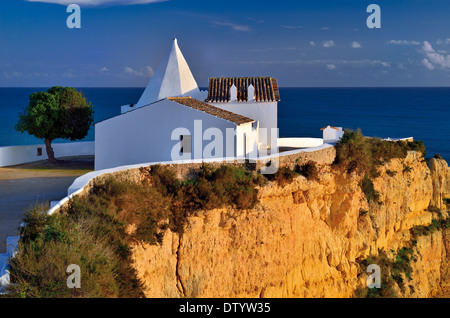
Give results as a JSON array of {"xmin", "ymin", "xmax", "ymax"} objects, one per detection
[{"xmin": 321, "ymin": 125, "xmax": 344, "ymax": 143}]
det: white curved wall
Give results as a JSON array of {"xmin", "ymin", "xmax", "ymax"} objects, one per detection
[
  {"xmin": 278, "ymin": 138, "xmax": 323, "ymax": 148},
  {"xmin": 0, "ymin": 141, "xmax": 95, "ymax": 168}
]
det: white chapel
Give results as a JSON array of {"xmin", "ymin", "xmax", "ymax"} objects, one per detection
[{"xmin": 94, "ymin": 38, "xmax": 281, "ymax": 171}]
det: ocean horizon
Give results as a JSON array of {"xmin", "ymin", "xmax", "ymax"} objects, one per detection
[{"xmin": 0, "ymin": 87, "xmax": 449, "ymax": 162}]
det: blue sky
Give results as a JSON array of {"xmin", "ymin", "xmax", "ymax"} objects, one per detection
[{"xmin": 1, "ymin": 0, "xmax": 450, "ymax": 87}]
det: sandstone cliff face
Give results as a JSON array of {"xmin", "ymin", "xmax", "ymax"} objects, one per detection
[{"xmin": 130, "ymin": 153, "xmax": 450, "ymax": 298}]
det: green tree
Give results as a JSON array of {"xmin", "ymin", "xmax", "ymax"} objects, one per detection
[{"xmin": 15, "ymin": 87, "xmax": 94, "ymax": 163}]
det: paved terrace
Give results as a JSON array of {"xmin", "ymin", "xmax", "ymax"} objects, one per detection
[{"xmin": 0, "ymin": 156, "xmax": 94, "ymax": 253}]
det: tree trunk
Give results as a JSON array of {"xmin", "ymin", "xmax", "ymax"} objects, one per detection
[{"xmin": 44, "ymin": 138, "xmax": 57, "ymax": 164}]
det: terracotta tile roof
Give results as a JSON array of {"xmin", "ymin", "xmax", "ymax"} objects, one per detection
[
  {"xmin": 168, "ymin": 97, "xmax": 255, "ymax": 125},
  {"xmin": 321, "ymin": 126, "xmax": 342, "ymax": 131},
  {"xmin": 206, "ymin": 77, "xmax": 280, "ymax": 103}
]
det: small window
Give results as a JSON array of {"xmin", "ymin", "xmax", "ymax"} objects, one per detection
[
  {"xmin": 180, "ymin": 135, "xmax": 192, "ymax": 154},
  {"xmin": 37, "ymin": 147, "xmax": 42, "ymax": 156}
]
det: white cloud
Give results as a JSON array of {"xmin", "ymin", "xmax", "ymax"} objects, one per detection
[
  {"xmin": 281, "ymin": 25, "xmax": 303, "ymax": 29},
  {"xmin": 422, "ymin": 58, "xmax": 435, "ymax": 70},
  {"xmin": 62, "ymin": 71, "xmax": 75, "ymax": 78},
  {"xmin": 124, "ymin": 66, "xmax": 154, "ymax": 77},
  {"xmin": 211, "ymin": 21, "xmax": 250, "ymax": 32},
  {"xmin": 327, "ymin": 64, "xmax": 336, "ymax": 70},
  {"xmin": 247, "ymin": 17, "xmax": 264, "ymax": 24},
  {"xmin": 237, "ymin": 47, "xmax": 297, "ymax": 53},
  {"xmin": 310, "ymin": 41, "xmax": 316, "ymax": 47},
  {"xmin": 351, "ymin": 41, "xmax": 362, "ymax": 48},
  {"xmin": 230, "ymin": 58, "xmax": 391, "ymax": 68},
  {"xmin": 387, "ymin": 40, "xmax": 421, "ymax": 46},
  {"xmin": 100, "ymin": 67, "xmax": 109, "ymax": 72},
  {"xmin": 26, "ymin": 0, "xmax": 166, "ymax": 6},
  {"xmin": 436, "ymin": 38, "xmax": 450, "ymax": 45},
  {"xmin": 2, "ymin": 71, "xmax": 24, "ymax": 79},
  {"xmin": 323, "ymin": 40, "xmax": 334, "ymax": 48},
  {"xmin": 421, "ymin": 41, "xmax": 450, "ymax": 69}
]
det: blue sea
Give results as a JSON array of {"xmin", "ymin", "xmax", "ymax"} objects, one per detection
[{"xmin": 0, "ymin": 87, "xmax": 449, "ymax": 161}]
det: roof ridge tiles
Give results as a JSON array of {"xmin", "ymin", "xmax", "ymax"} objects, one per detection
[
  {"xmin": 168, "ymin": 97, "xmax": 254, "ymax": 125},
  {"xmin": 206, "ymin": 77, "xmax": 280, "ymax": 103}
]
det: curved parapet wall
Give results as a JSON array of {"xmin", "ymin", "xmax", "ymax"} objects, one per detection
[
  {"xmin": 47, "ymin": 143, "xmax": 336, "ymax": 216},
  {"xmin": 278, "ymin": 138, "xmax": 324, "ymax": 149}
]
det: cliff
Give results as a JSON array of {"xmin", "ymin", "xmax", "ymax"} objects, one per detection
[{"xmin": 129, "ymin": 152, "xmax": 450, "ymax": 298}]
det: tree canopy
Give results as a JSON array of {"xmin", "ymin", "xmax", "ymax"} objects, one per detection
[{"xmin": 15, "ymin": 86, "xmax": 94, "ymax": 162}]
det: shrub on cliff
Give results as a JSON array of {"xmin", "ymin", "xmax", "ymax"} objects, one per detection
[
  {"xmin": 356, "ymin": 247, "xmax": 417, "ymax": 298},
  {"xmin": 361, "ymin": 175, "xmax": 380, "ymax": 203},
  {"xmin": 334, "ymin": 129, "xmax": 372, "ymax": 175},
  {"xmin": 356, "ymin": 250, "xmax": 399, "ymax": 298},
  {"xmin": 335, "ymin": 129, "xmax": 426, "ymax": 204},
  {"xmin": 7, "ymin": 204, "xmax": 144, "ymax": 298},
  {"xmin": 265, "ymin": 166, "xmax": 297, "ymax": 187},
  {"xmin": 334, "ymin": 129, "xmax": 426, "ymax": 176},
  {"xmin": 295, "ymin": 161, "xmax": 319, "ymax": 181},
  {"xmin": 176, "ymin": 164, "xmax": 267, "ymax": 212}
]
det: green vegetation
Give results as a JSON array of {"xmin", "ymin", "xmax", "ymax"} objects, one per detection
[
  {"xmin": 355, "ymin": 250, "xmax": 400, "ymax": 298},
  {"xmin": 410, "ymin": 211, "xmax": 450, "ymax": 239},
  {"xmin": 390, "ymin": 247, "xmax": 415, "ymax": 287},
  {"xmin": 356, "ymin": 212, "xmax": 450, "ymax": 298},
  {"xmin": 266, "ymin": 161, "xmax": 320, "ymax": 186},
  {"xmin": 334, "ymin": 129, "xmax": 426, "ymax": 176},
  {"xmin": 15, "ymin": 87, "xmax": 94, "ymax": 163},
  {"xmin": 334, "ymin": 129, "xmax": 426, "ymax": 203},
  {"xmin": 360, "ymin": 175, "xmax": 380, "ymax": 203},
  {"xmin": 356, "ymin": 247, "xmax": 415, "ymax": 298},
  {"xmin": 266, "ymin": 166, "xmax": 297, "ymax": 187},
  {"xmin": 6, "ymin": 205, "xmax": 143, "ymax": 298},
  {"xmin": 433, "ymin": 153, "xmax": 444, "ymax": 160},
  {"xmin": 295, "ymin": 161, "xmax": 319, "ymax": 181},
  {"xmin": 5, "ymin": 165, "xmax": 267, "ymax": 298}
]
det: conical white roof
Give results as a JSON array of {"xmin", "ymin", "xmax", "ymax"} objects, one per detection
[{"xmin": 135, "ymin": 38, "xmax": 201, "ymax": 107}]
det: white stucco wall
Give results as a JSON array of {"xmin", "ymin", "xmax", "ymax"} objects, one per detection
[
  {"xmin": 322, "ymin": 127, "xmax": 344, "ymax": 143},
  {"xmin": 278, "ymin": 138, "xmax": 324, "ymax": 148},
  {"xmin": 210, "ymin": 101, "xmax": 277, "ymax": 148},
  {"xmin": 0, "ymin": 141, "xmax": 95, "ymax": 167},
  {"xmin": 95, "ymin": 99, "xmax": 256, "ymax": 171}
]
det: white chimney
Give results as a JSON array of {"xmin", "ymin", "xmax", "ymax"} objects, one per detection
[
  {"xmin": 247, "ymin": 84, "xmax": 255, "ymax": 102},
  {"xmin": 230, "ymin": 84, "xmax": 237, "ymax": 102}
]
